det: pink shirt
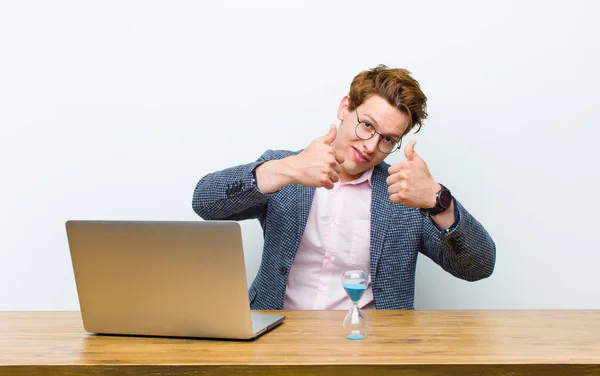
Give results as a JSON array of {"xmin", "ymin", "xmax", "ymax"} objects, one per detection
[{"xmin": 283, "ymin": 168, "xmax": 375, "ymax": 310}]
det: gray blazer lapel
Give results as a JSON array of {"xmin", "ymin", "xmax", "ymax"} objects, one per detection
[
  {"xmin": 370, "ymin": 164, "xmax": 391, "ymax": 281},
  {"xmin": 294, "ymin": 184, "xmax": 315, "ymax": 252}
]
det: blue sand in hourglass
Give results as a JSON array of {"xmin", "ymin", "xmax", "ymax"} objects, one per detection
[
  {"xmin": 344, "ymin": 284, "xmax": 367, "ymax": 339},
  {"xmin": 347, "ymin": 333, "xmax": 365, "ymax": 340},
  {"xmin": 343, "ymin": 283, "xmax": 366, "ymax": 302}
]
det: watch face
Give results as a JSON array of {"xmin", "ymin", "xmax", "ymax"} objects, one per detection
[{"xmin": 439, "ymin": 189, "xmax": 452, "ymax": 208}]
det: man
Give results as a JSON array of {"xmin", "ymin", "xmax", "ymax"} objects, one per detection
[{"xmin": 192, "ymin": 64, "xmax": 495, "ymax": 310}]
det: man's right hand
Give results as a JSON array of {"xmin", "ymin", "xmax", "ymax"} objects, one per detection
[
  {"xmin": 286, "ymin": 124, "xmax": 345, "ymax": 189},
  {"xmin": 255, "ymin": 124, "xmax": 345, "ymax": 193}
]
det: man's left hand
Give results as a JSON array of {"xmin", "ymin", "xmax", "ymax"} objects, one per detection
[{"xmin": 386, "ymin": 140, "xmax": 440, "ymax": 208}]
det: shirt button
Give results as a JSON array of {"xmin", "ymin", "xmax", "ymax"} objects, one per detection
[{"xmin": 319, "ymin": 286, "xmax": 327, "ymax": 292}]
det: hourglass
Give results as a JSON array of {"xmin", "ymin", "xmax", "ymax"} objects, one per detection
[{"xmin": 341, "ymin": 269, "xmax": 368, "ymax": 340}]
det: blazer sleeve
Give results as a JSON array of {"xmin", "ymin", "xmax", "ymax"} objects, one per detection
[
  {"xmin": 420, "ymin": 198, "xmax": 496, "ymax": 281},
  {"xmin": 191, "ymin": 149, "xmax": 294, "ymax": 221}
]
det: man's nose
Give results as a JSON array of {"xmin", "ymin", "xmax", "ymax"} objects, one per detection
[{"xmin": 363, "ymin": 135, "xmax": 379, "ymax": 153}]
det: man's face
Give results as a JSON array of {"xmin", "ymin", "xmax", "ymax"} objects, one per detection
[{"xmin": 334, "ymin": 94, "xmax": 410, "ymax": 182}]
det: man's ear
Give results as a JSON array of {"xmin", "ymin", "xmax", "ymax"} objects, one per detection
[{"xmin": 337, "ymin": 96, "xmax": 350, "ymax": 122}]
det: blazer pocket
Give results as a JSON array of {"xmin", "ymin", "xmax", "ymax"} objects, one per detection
[{"xmin": 346, "ymin": 219, "xmax": 371, "ymax": 268}]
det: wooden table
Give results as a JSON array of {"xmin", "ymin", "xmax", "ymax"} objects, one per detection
[{"xmin": 1, "ymin": 310, "xmax": 599, "ymax": 375}]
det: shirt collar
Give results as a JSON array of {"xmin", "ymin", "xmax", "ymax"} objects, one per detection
[{"xmin": 339, "ymin": 167, "xmax": 374, "ymax": 188}]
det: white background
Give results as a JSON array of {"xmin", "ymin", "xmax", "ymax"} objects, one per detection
[{"xmin": 1, "ymin": 0, "xmax": 599, "ymax": 310}]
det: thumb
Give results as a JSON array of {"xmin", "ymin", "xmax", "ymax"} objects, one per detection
[
  {"xmin": 317, "ymin": 124, "xmax": 337, "ymax": 145},
  {"xmin": 404, "ymin": 140, "xmax": 419, "ymax": 161}
]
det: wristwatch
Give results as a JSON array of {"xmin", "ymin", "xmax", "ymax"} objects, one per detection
[{"xmin": 419, "ymin": 184, "xmax": 452, "ymax": 216}]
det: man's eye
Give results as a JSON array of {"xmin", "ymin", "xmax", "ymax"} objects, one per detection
[
  {"xmin": 363, "ymin": 122, "xmax": 373, "ymax": 128},
  {"xmin": 383, "ymin": 136, "xmax": 395, "ymax": 144}
]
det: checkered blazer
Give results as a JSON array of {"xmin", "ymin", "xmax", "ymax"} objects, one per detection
[{"xmin": 192, "ymin": 150, "xmax": 496, "ymax": 310}]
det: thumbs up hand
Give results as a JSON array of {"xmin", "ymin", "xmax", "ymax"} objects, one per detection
[
  {"xmin": 286, "ymin": 124, "xmax": 345, "ymax": 189},
  {"xmin": 386, "ymin": 140, "xmax": 440, "ymax": 207}
]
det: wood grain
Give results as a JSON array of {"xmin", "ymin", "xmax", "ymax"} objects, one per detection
[{"xmin": 1, "ymin": 310, "xmax": 599, "ymax": 375}]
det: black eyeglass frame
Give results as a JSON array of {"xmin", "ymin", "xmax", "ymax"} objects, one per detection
[{"xmin": 354, "ymin": 108, "xmax": 402, "ymax": 154}]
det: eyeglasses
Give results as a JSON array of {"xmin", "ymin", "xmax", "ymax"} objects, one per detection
[{"xmin": 355, "ymin": 108, "xmax": 402, "ymax": 154}]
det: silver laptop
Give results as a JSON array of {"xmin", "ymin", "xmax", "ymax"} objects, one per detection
[{"xmin": 65, "ymin": 220, "xmax": 285, "ymax": 340}]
